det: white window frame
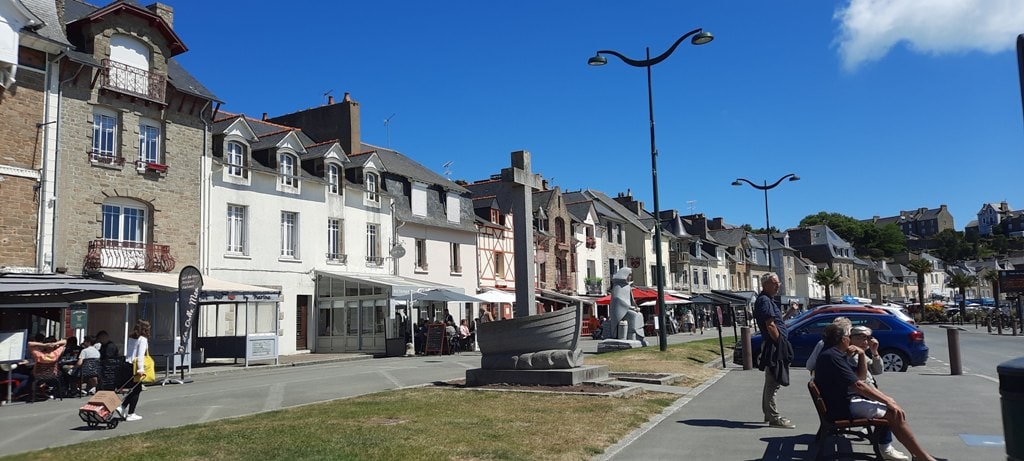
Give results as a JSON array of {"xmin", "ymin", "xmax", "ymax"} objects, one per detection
[
  {"xmin": 327, "ymin": 218, "xmax": 343, "ymax": 261},
  {"xmin": 414, "ymin": 238, "xmax": 428, "ymax": 271},
  {"xmin": 365, "ymin": 172, "xmax": 380, "ymax": 204},
  {"xmin": 280, "ymin": 211, "xmax": 298, "ymax": 259},
  {"xmin": 92, "ymin": 109, "xmax": 118, "ymax": 159},
  {"xmin": 450, "ymin": 242, "xmax": 461, "ymax": 273},
  {"xmin": 366, "ymin": 223, "xmax": 381, "ymax": 264},
  {"xmin": 102, "ymin": 200, "xmax": 147, "ymax": 244},
  {"xmin": 226, "ymin": 204, "xmax": 247, "ymax": 255},
  {"xmin": 279, "ymin": 153, "xmax": 298, "ymax": 188},
  {"xmin": 138, "ymin": 119, "xmax": 161, "ymax": 164},
  {"xmin": 327, "ymin": 164, "xmax": 341, "ymax": 195},
  {"xmin": 227, "ymin": 141, "xmax": 246, "ymax": 178}
]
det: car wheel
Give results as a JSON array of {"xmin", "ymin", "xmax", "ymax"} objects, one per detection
[{"xmin": 881, "ymin": 349, "xmax": 909, "ymax": 372}]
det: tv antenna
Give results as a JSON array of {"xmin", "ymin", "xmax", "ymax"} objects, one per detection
[
  {"xmin": 383, "ymin": 113, "xmax": 396, "ymax": 148},
  {"xmin": 687, "ymin": 200, "xmax": 698, "ymax": 214},
  {"xmin": 442, "ymin": 161, "xmax": 454, "ymax": 179},
  {"xmin": 323, "ymin": 89, "xmax": 333, "ymax": 104}
]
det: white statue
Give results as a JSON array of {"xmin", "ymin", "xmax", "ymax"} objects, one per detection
[{"xmin": 601, "ymin": 267, "xmax": 647, "ymax": 345}]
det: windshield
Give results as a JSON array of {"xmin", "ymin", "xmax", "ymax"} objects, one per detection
[{"xmin": 785, "ymin": 309, "xmax": 814, "ymax": 326}]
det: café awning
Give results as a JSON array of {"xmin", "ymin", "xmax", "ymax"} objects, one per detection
[
  {"xmin": 102, "ymin": 271, "xmax": 280, "ymax": 302},
  {"xmin": 0, "ymin": 273, "xmax": 144, "ymax": 305}
]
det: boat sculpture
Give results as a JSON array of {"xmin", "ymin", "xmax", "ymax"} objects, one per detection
[{"xmin": 477, "ymin": 305, "xmax": 583, "ymax": 370}]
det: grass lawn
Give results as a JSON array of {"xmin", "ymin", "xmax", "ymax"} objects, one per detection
[{"xmin": 7, "ymin": 337, "xmax": 736, "ymax": 461}]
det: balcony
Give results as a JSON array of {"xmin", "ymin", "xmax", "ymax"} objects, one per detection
[
  {"xmin": 84, "ymin": 240, "xmax": 175, "ymax": 273},
  {"xmin": 555, "ymin": 276, "xmax": 571, "ymax": 292},
  {"xmin": 326, "ymin": 253, "xmax": 347, "ymax": 264},
  {"xmin": 365, "ymin": 256, "xmax": 384, "ymax": 267},
  {"xmin": 88, "ymin": 150, "xmax": 126, "ymax": 167},
  {"xmin": 100, "ymin": 59, "xmax": 166, "ymax": 104}
]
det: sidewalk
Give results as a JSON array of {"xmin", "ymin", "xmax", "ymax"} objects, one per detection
[{"xmin": 600, "ymin": 361, "xmax": 1005, "ymax": 460}]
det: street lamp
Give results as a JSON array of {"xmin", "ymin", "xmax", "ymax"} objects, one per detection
[
  {"xmin": 589, "ymin": 28, "xmax": 713, "ymax": 352},
  {"xmin": 731, "ymin": 174, "xmax": 800, "ymax": 275}
]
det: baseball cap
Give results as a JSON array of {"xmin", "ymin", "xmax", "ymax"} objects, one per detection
[{"xmin": 850, "ymin": 325, "xmax": 872, "ymax": 336}]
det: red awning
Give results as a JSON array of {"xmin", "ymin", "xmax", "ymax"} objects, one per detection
[{"xmin": 595, "ymin": 287, "xmax": 684, "ymax": 305}]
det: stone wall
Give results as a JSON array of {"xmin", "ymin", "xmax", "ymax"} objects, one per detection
[
  {"xmin": 0, "ymin": 69, "xmax": 46, "ymax": 269},
  {"xmin": 54, "ymin": 73, "xmax": 205, "ymax": 273}
]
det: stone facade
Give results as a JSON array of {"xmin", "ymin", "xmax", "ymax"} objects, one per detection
[
  {"xmin": 534, "ymin": 186, "xmax": 575, "ymax": 297},
  {"xmin": 53, "ymin": 5, "xmax": 207, "ymax": 273},
  {"xmin": 0, "ymin": 69, "xmax": 45, "ymax": 270}
]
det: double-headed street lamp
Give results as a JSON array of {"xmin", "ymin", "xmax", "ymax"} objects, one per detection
[
  {"xmin": 589, "ymin": 28, "xmax": 713, "ymax": 352},
  {"xmin": 731, "ymin": 174, "xmax": 800, "ymax": 274}
]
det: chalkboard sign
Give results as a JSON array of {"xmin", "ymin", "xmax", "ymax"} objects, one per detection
[
  {"xmin": 98, "ymin": 358, "xmax": 123, "ymax": 391},
  {"xmin": 425, "ymin": 323, "xmax": 445, "ymax": 355},
  {"xmin": 734, "ymin": 307, "xmax": 747, "ymax": 326}
]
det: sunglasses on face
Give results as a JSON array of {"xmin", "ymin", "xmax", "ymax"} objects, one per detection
[{"xmin": 851, "ymin": 334, "xmax": 872, "ymax": 340}]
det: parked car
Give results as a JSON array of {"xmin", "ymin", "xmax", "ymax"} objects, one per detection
[
  {"xmin": 733, "ymin": 311, "xmax": 928, "ymax": 372},
  {"xmin": 875, "ymin": 304, "xmax": 915, "ymax": 325}
]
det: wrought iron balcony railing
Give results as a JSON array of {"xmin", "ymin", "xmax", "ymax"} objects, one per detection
[
  {"xmin": 365, "ymin": 256, "xmax": 384, "ymax": 266},
  {"xmin": 84, "ymin": 239, "xmax": 175, "ymax": 272},
  {"xmin": 101, "ymin": 59, "xmax": 166, "ymax": 103},
  {"xmin": 326, "ymin": 253, "xmax": 347, "ymax": 263}
]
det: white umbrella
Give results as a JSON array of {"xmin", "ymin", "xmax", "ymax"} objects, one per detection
[{"xmin": 474, "ymin": 289, "xmax": 516, "ymax": 304}]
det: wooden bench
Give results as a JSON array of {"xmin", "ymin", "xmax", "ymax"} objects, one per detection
[{"xmin": 807, "ymin": 380, "xmax": 889, "ymax": 460}]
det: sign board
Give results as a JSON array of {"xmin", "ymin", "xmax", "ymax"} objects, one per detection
[
  {"xmin": 425, "ymin": 323, "xmax": 445, "ymax": 355},
  {"xmin": 178, "ymin": 266, "xmax": 203, "ymax": 354},
  {"xmin": 245, "ymin": 333, "xmax": 278, "ymax": 362},
  {"xmin": 0, "ymin": 330, "xmax": 27, "ymax": 363},
  {"xmin": 1000, "ymin": 270, "xmax": 1024, "ymax": 293},
  {"xmin": 70, "ymin": 304, "xmax": 88, "ymax": 329}
]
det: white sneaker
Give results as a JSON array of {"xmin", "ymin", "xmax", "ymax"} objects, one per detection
[
  {"xmin": 882, "ymin": 445, "xmax": 910, "ymax": 461},
  {"xmin": 125, "ymin": 414, "xmax": 142, "ymax": 422}
]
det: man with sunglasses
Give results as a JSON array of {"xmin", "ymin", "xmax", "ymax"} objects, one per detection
[{"xmin": 815, "ymin": 324, "xmax": 937, "ymax": 461}]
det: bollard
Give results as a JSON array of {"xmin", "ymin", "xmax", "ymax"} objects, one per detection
[
  {"xmin": 989, "ymin": 316, "xmax": 994, "ymax": 333},
  {"xmin": 944, "ymin": 326, "xmax": 962, "ymax": 375},
  {"xmin": 741, "ymin": 326, "xmax": 753, "ymax": 370},
  {"xmin": 998, "ymin": 357, "xmax": 1024, "ymax": 461}
]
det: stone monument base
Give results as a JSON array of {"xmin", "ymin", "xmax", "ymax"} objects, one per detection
[
  {"xmin": 465, "ymin": 365, "xmax": 609, "ymax": 387},
  {"xmin": 596, "ymin": 339, "xmax": 644, "ymax": 354}
]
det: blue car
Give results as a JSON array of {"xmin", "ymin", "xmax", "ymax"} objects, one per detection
[{"xmin": 733, "ymin": 312, "xmax": 928, "ymax": 372}]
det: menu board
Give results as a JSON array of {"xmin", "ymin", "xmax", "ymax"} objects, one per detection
[
  {"xmin": 425, "ymin": 323, "xmax": 445, "ymax": 355},
  {"xmin": 0, "ymin": 330, "xmax": 27, "ymax": 364}
]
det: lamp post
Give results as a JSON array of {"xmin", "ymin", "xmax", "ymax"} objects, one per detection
[
  {"xmin": 731, "ymin": 174, "xmax": 800, "ymax": 275},
  {"xmin": 589, "ymin": 28, "xmax": 713, "ymax": 352}
]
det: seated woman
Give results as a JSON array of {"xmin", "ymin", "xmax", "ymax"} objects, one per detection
[
  {"xmin": 75, "ymin": 336, "xmax": 102, "ymax": 395},
  {"xmin": 28, "ymin": 337, "xmax": 66, "ymax": 400}
]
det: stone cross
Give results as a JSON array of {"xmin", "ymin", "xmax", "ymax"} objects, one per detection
[{"xmin": 501, "ymin": 150, "xmax": 543, "ymax": 319}]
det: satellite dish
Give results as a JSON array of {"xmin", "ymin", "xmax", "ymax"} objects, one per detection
[{"xmin": 390, "ymin": 243, "xmax": 406, "ymax": 259}]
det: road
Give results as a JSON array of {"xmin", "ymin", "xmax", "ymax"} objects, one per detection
[{"xmin": 917, "ymin": 323, "xmax": 1024, "ymax": 382}]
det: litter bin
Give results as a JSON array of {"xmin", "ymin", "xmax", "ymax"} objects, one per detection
[{"xmin": 998, "ymin": 357, "xmax": 1024, "ymax": 461}]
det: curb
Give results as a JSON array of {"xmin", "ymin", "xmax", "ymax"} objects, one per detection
[{"xmin": 184, "ymin": 354, "xmax": 374, "ymax": 377}]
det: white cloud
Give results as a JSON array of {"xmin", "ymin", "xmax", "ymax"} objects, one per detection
[{"xmin": 835, "ymin": 0, "xmax": 1024, "ymax": 71}]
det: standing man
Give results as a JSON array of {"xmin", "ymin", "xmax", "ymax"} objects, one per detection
[{"xmin": 754, "ymin": 273, "xmax": 795, "ymax": 428}]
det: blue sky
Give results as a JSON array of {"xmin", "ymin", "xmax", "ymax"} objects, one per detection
[{"xmin": 164, "ymin": 0, "xmax": 1023, "ymax": 232}]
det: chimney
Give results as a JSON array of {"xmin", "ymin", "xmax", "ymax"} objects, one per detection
[
  {"xmin": 540, "ymin": 179, "xmax": 549, "ymax": 190},
  {"xmin": 262, "ymin": 112, "xmax": 268, "ymax": 121},
  {"xmin": 146, "ymin": 3, "xmax": 174, "ymax": 28},
  {"xmin": 342, "ymin": 93, "xmax": 360, "ymax": 156},
  {"xmin": 327, "ymin": 95, "xmax": 334, "ymax": 105},
  {"xmin": 55, "ymin": 0, "xmax": 65, "ymax": 27}
]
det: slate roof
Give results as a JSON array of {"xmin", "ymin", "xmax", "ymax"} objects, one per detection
[
  {"xmin": 564, "ymin": 200, "xmax": 593, "ymax": 224},
  {"xmin": 465, "ymin": 179, "xmax": 555, "ymax": 215},
  {"xmin": 577, "ymin": 189, "xmax": 648, "ymax": 231},
  {"xmin": 350, "ymin": 142, "xmax": 468, "ymax": 194},
  {"xmin": 20, "ymin": 0, "xmax": 71, "ymax": 47},
  {"xmin": 708, "ymin": 228, "xmax": 745, "ymax": 247}
]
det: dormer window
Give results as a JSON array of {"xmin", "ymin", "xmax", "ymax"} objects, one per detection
[
  {"xmin": 327, "ymin": 164, "xmax": 341, "ymax": 195},
  {"xmin": 365, "ymin": 172, "xmax": 379, "ymax": 203},
  {"xmin": 226, "ymin": 141, "xmax": 247, "ymax": 178},
  {"xmin": 279, "ymin": 153, "xmax": 298, "ymax": 188},
  {"xmin": 105, "ymin": 34, "xmax": 165, "ymax": 102}
]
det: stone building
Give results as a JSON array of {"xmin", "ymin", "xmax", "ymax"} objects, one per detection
[
  {"xmin": 55, "ymin": 0, "xmax": 217, "ymax": 276},
  {"xmin": 0, "ymin": 0, "xmax": 70, "ymax": 273}
]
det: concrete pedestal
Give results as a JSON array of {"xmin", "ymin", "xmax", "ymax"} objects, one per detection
[
  {"xmin": 597, "ymin": 339, "xmax": 644, "ymax": 354},
  {"xmin": 465, "ymin": 365, "xmax": 609, "ymax": 387}
]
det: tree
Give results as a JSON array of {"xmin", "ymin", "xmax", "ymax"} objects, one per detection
[
  {"xmin": 813, "ymin": 268, "xmax": 843, "ymax": 304},
  {"xmin": 799, "ymin": 211, "xmax": 906, "ymax": 258},
  {"xmin": 906, "ymin": 259, "xmax": 934, "ymax": 321},
  {"xmin": 948, "ymin": 273, "xmax": 978, "ymax": 320},
  {"xmin": 984, "ymin": 270, "xmax": 1001, "ymax": 308}
]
